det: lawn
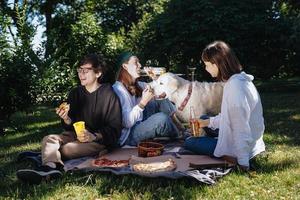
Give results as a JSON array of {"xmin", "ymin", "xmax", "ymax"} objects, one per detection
[{"xmin": 0, "ymin": 81, "xmax": 299, "ymax": 200}]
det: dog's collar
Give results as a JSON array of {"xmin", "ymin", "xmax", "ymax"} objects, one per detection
[{"xmin": 178, "ymin": 83, "xmax": 193, "ymax": 111}]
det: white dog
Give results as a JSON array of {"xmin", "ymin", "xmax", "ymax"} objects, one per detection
[{"xmin": 150, "ymin": 72, "xmax": 224, "ymax": 122}]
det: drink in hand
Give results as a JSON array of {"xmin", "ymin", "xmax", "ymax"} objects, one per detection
[
  {"xmin": 73, "ymin": 121, "xmax": 85, "ymax": 139},
  {"xmin": 189, "ymin": 106, "xmax": 201, "ymax": 137}
]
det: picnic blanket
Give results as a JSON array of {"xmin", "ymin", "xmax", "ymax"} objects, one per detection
[{"xmin": 64, "ymin": 142, "xmax": 233, "ymax": 185}]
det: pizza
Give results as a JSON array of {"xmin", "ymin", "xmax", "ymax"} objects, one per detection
[
  {"xmin": 57, "ymin": 102, "xmax": 70, "ymax": 111},
  {"xmin": 92, "ymin": 158, "xmax": 129, "ymax": 168},
  {"xmin": 132, "ymin": 159, "xmax": 176, "ymax": 173}
]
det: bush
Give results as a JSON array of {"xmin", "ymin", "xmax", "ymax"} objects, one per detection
[{"xmin": 0, "ymin": 2, "xmax": 37, "ymax": 132}]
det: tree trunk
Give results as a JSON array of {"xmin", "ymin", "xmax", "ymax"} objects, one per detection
[{"xmin": 43, "ymin": 0, "xmax": 56, "ymax": 58}]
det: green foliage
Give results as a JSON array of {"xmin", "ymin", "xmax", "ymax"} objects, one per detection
[
  {"xmin": 35, "ymin": 8, "xmax": 108, "ymax": 104},
  {"xmin": 127, "ymin": 0, "xmax": 289, "ymax": 79},
  {"xmin": 70, "ymin": 11, "xmax": 106, "ymax": 61},
  {"xmin": 0, "ymin": 2, "xmax": 36, "ymax": 128},
  {"xmin": 35, "ymin": 58, "xmax": 76, "ymax": 104}
]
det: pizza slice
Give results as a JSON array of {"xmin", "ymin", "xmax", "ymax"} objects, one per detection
[
  {"xmin": 92, "ymin": 158, "xmax": 129, "ymax": 168},
  {"xmin": 56, "ymin": 102, "xmax": 70, "ymax": 112},
  {"xmin": 132, "ymin": 159, "xmax": 176, "ymax": 173}
]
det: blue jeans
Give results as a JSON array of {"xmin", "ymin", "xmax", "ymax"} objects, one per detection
[
  {"xmin": 125, "ymin": 99, "xmax": 179, "ymax": 146},
  {"xmin": 184, "ymin": 136, "xmax": 217, "ymax": 156},
  {"xmin": 184, "ymin": 115, "xmax": 219, "ymax": 155}
]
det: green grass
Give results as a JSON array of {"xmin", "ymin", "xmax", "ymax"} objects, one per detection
[{"xmin": 1, "ymin": 83, "xmax": 300, "ymax": 199}]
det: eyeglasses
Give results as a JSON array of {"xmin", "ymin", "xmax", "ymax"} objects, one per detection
[{"xmin": 77, "ymin": 67, "xmax": 93, "ymax": 74}]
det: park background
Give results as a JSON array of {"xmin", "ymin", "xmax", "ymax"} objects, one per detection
[{"xmin": 0, "ymin": 0, "xmax": 299, "ymax": 199}]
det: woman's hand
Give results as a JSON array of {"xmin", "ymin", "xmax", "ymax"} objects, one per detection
[
  {"xmin": 140, "ymin": 85, "xmax": 155, "ymax": 107},
  {"xmin": 77, "ymin": 129, "xmax": 96, "ymax": 143},
  {"xmin": 56, "ymin": 106, "xmax": 71, "ymax": 125},
  {"xmin": 197, "ymin": 119, "xmax": 210, "ymax": 128}
]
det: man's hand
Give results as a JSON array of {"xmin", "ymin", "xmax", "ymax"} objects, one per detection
[
  {"xmin": 77, "ymin": 129, "xmax": 96, "ymax": 143},
  {"xmin": 56, "ymin": 105, "xmax": 71, "ymax": 125}
]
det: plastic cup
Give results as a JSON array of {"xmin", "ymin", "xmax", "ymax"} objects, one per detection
[{"xmin": 73, "ymin": 121, "xmax": 85, "ymax": 137}]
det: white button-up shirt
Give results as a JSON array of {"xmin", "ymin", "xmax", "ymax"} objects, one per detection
[{"xmin": 209, "ymin": 72, "xmax": 265, "ymax": 167}]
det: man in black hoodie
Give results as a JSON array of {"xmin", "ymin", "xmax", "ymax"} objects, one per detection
[{"xmin": 17, "ymin": 53, "xmax": 122, "ymax": 184}]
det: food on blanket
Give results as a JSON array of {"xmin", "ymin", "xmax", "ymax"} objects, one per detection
[
  {"xmin": 132, "ymin": 159, "xmax": 176, "ymax": 173},
  {"xmin": 138, "ymin": 142, "xmax": 164, "ymax": 157},
  {"xmin": 56, "ymin": 102, "xmax": 70, "ymax": 112},
  {"xmin": 93, "ymin": 158, "xmax": 129, "ymax": 168}
]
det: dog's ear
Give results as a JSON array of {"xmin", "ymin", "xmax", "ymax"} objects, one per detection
[{"xmin": 166, "ymin": 75, "xmax": 180, "ymax": 94}]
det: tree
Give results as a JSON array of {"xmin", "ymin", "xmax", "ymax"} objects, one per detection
[
  {"xmin": 0, "ymin": 1, "xmax": 36, "ymax": 133},
  {"xmin": 127, "ymin": 0, "xmax": 298, "ymax": 79}
]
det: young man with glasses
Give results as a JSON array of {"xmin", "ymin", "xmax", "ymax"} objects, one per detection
[{"xmin": 17, "ymin": 53, "xmax": 122, "ymax": 184}]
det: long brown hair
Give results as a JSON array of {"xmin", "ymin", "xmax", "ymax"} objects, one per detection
[
  {"xmin": 116, "ymin": 64, "xmax": 143, "ymax": 97},
  {"xmin": 201, "ymin": 41, "xmax": 242, "ymax": 81}
]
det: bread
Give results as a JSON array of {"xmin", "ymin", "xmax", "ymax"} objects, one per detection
[{"xmin": 58, "ymin": 102, "xmax": 69, "ymax": 111}]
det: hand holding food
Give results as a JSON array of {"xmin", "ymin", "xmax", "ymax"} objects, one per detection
[
  {"xmin": 56, "ymin": 102, "xmax": 71, "ymax": 123},
  {"xmin": 140, "ymin": 85, "xmax": 155, "ymax": 107}
]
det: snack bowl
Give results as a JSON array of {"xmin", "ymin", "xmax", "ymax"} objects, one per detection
[{"xmin": 138, "ymin": 142, "xmax": 164, "ymax": 157}]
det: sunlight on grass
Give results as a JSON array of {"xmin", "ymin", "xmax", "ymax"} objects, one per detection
[
  {"xmin": 290, "ymin": 114, "xmax": 300, "ymax": 121},
  {"xmin": 41, "ymin": 184, "xmax": 99, "ymax": 200},
  {"xmin": 26, "ymin": 121, "xmax": 60, "ymax": 130},
  {"xmin": 4, "ymin": 143, "xmax": 41, "ymax": 155},
  {"xmin": 1, "ymin": 91, "xmax": 300, "ymax": 199}
]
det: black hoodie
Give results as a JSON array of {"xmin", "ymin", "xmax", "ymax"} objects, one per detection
[{"xmin": 63, "ymin": 83, "xmax": 122, "ymax": 149}]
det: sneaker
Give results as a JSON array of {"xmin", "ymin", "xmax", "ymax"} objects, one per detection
[
  {"xmin": 16, "ymin": 165, "xmax": 62, "ymax": 184},
  {"xmin": 17, "ymin": 151, "xmax": 42, "ymax": 168},
  {"xmin": 21, "ymin": 156, "xmax": 42, "ymax": 168},
  {"xmin": 17, "ymin": 151, "xmax": 41, "ymax": 162}
]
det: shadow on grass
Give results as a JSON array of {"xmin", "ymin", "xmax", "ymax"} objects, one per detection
[
  {"xmin": 261, "ymin": 92, "xmax": 300, "ymax": 146},
  {"xmin": 66, "ymin": 171, "xmax": 199, "ymax": 199},
  {"xmin": 0, "ymin": 123, "xmax": 62, "ymax": 149},
  {"xmin": 4, "ymin": 106, "xmax": 58, "ymax": 133},
  {"xmin": 0, "ymin": 169, "xmax": 198, "ymax": 199},
  {"xmin": 255, "ymin": 159, "xmax": 298, "ymax": 174},
  {"xmin": 247, "ymin": 152, "xmax": 299, "ymax": 175},
  {"xmin": 0, "ymin": 175, "xmax": 64, "ymax": 199}
]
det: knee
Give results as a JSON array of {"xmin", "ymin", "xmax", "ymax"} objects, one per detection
[
  {"xmin": 60, "ymin": 143, "xmax": 76, "ymax": 160},
  {"xmin": 42, "ymin": 134, "xmax": 58, "ymax": 143},
  {"xmin": 184, "ymin": 137, "xmax": 196, "ymax": 148},
  {"xmin": 153, "ymin": 112, "xmax": 170, "ymax": 124}
]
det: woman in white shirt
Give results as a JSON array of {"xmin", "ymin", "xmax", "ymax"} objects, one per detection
[
  {"xmin": 184, "ymin": 41, "xmax": 265, "ymax": 170},
  {"xmin": 112, "ymin": 52, "xmax": 180, "ymax": 146}
]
